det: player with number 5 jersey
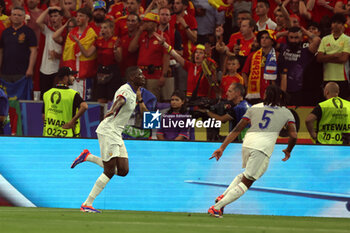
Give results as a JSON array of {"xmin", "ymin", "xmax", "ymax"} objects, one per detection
[
  {"xmin": 208, "ymin": 85, "xmax": 298, "ymax": 218},
  {"xmin": 242, "ymin": 103, "xmax": 295, "ymax": 157}
]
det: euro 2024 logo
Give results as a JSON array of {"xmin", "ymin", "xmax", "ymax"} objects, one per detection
[{"xmin": 143, "ymin": 110, "xmax": 161, "ymax": 129}]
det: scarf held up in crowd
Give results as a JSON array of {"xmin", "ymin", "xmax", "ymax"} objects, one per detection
[{"xmin": 246, "ymin": 48, "xmax": 277, "ymax": 99}]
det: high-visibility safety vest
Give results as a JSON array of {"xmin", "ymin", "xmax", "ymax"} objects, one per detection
[
  {"xmin": 317, "ymin": 97, "xmax": 350, "ymax": 144},
  {"xmin": 43, "ymin": 88, "xmax": 80, "ymax": 137}
]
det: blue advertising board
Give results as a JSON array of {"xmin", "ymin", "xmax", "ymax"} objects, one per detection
[
  {"xmin": 0, "ymin": 137, "xmax": 349, "ymax": 217},
  {"xmin": 19, "ymin": 101, "xmax": 101, "ymax": 138}
]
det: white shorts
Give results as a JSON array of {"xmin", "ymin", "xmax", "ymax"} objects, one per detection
[
  {"xmin": 97, "ymin": 134, "xmax": 128, "ymax": 162},
  {"xmin": 242, "ymin": 147, "xmax": 270, "ymax": 181}
]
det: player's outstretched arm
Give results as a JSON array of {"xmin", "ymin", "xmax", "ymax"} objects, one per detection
[
  {"xmin": 104, "ymin": 96, "xmax": 126, "ymax": 119},
  {"xmin": 282, "ymin": 122, "xmax": 297, "ymax": 161},
  {"xmin": 210, "ymin": 118, "xmax": 249, "ymax": 161}
]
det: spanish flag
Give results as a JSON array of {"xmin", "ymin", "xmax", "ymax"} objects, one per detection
[
  {"xmin": 208, "ymin": 0, "xmax": 233, "ymax": 18},
  {"xmin": 62, "ymin": 26, "xmax": 97, "ymax": 79}
]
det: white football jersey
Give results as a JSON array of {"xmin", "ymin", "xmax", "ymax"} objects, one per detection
[
  {"xmin": 242, "ymin": 103, "xmax": 295, "ymax": 157},
  {"xmin": 96, "ymin": 83, "xmax": 137, "ymax": 139}
]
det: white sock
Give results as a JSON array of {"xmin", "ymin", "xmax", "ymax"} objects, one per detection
[
  {"xmin": 86, "ymin": 153, "xmax": 104, "ymax": 167},
  {"xmin": 83, "ymin": 173, "xmax": 110, "ymax": 206},
  {"xmin": 214, "ymin": 182, "xmax": 248, "ymax": 210},
  {"xmin": 86, "ymin": 154, "xmax": 118, "ymax": 175},
  {"xmin": 223, "ymin": 173, "xmax": 243, "ymax": 196}
]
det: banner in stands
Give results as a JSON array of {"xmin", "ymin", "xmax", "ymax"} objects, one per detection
[
  {"xmin": 0, "ymin": 137, "xmax": 349, "ymax": 218},
  {"xmin": 0, "ymin": 77, "xmax": 32, "ymax": 100},
  {"xmin": 4, "ymin": 99, "xmax": 316, "ymax": 144}
]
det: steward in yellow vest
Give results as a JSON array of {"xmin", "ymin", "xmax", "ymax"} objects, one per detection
[
  {"xmin": 42, "ymin": 67, "xmax": 88, "ymax": 137},
  {"xmin": 306, "ymin": 82, "xmax": 350, "ymax": 144}
]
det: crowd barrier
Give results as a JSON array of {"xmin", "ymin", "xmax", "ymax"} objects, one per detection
[
  {"xmin": 4, "ymin": 100, "xmax": 103, "ymax": 138},
  {"xmin": 3, "ymin": 101, "xmax": 314, "ymax": 143}
]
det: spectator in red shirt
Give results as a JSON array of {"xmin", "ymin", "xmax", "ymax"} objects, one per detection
[
  {"xmin": 129, "ymin": 12, "xmax": 170, "ymax": 101},
  {"xmin": 168, "ymin": 0, "xmax": 197, "ymax": 96},
  {"xmin": 107, "ymin": 0, "xmax": 126, "ymax": 20},
  {"xmin": 3, "ymin": 0, "xmax": 12, "ymax": 15},
  {"xmin": 274, "ymin": 3, "xmax": 292, "ymax": 45},
  {"xmin": 229, "ymin": 10, "xmax": 252, "ymax": 37},
  {"xmin": 220, "ymin": 56, "xmax": 244, "ymax": 99},
  {"xmin": 27, "ymin": 0, "xmax": 43, "ymax": 44},
  {"xmin": 242, "ymin": 30, "xmax": 277, "ymax": 104},
  {"xmin": 63, "ymin": 7, "xmax": 97, "ymax": 101},
  {"xmin": 115, "ymin": 12, "xmax": 140, "ymax": 78},
  {"xmin": 159, "ymin": 6, "xmax": 182, "ymax": 50},
  {"xmin": 170, "ymin": 0, "xmax": 197, "ymax": 60},
  {"xmin": 216, "ymin": 18, "xmax": 256, "ymax": 72},
  {"xmin": 281, "ymin": 0, "xmax": 310, "ymax": 28},
  {"xmin": 90, "ymin": 0, "xmax": 108, "ymax": 36},
  {"xmin": 108, "ymin": 0, "xmax": 144, "ymax": 21},
  {"xmin": 154, "ymin": 32, "xmax": 217, "ymax": 100},
  {"xmin": 125, "ymin": 0, "xmax": 142, "ymax": 18},
  {"xmin": 158, "ymin": 6, "xmax": 183, "ymax": 101},
  {"xmin": 307, "ymin": 0, "xmax": 346, "ymax": 23},
  {"xmin": 75, "ymin": 19, "xmax": 120, "ymax": 103},
  {"xmin": 226, "ymin": 18, "xmax": 256, "ymax": 57},
  {"xmin": 62, "ymin": 0, "xmax": 77, "ymax": 18},
  {"xmin": 114, "ymin": 0, "xmax": 142, "ymax": 37}
]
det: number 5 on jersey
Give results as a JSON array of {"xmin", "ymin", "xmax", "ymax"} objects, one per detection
[{"xmin": 259, "ymin": 110, "xmax": 274, "ymax": 129}]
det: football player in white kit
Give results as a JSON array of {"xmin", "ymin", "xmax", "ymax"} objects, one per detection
[
  {"xmin": 70, "ymin": 66, "xmax": 146, "ymax": 213},
  {"xmin": 208, "ymin": 85, "xmax": 298, "ymax": 218}
]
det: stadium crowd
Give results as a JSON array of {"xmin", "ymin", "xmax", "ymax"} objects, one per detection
[{"xmin": 1, "ymin": 0, "xmax": 350, "ymax": 141}]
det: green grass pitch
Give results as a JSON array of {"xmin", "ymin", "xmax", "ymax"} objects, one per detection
[{"xmin": 0, "ymin": 207, "xmax": 349, "ymax": 233}]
